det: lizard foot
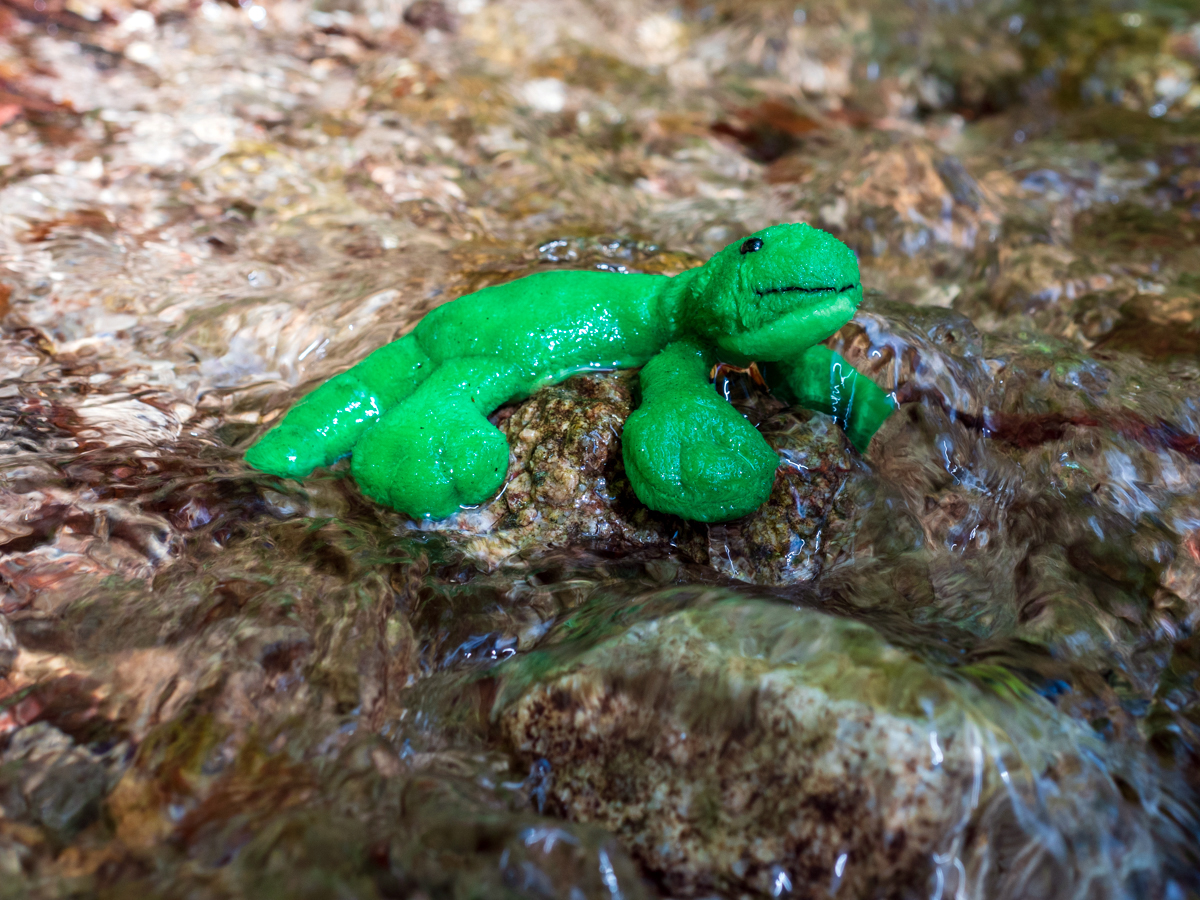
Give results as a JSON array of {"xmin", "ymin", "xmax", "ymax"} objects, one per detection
[
  {"xmin": 622, "ymin": 390, "xmax": 778, "ymax": 522},
  {"xmin": 351, "ymin": 394, "xmax": 510, "ymax": 519}
]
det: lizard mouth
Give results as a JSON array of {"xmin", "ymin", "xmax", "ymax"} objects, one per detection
[
  {"xmin": 718, "ymin": 284, "xmax": 860, "ymax": 363},
  {"xmin": 754, "ymin": 282, "xmax": 860, "ymax": 297}
]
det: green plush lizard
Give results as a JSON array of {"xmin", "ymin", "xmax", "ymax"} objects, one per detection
[{"xmin": 245, "ymin": 223, "xmax": 895, "ymax": 522}]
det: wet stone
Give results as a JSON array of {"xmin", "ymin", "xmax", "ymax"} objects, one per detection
[
  {"xmin": 431, "ymin": 371, "xmax": 672, "ymax": 563},
  {"xmin": 495, "ymin": 594, "xmax": 1170, "ymax": 899},
  {"xmin": 421, "ymin": 370, "xmax": 858, "ymax": 586},
  {"xmin": 0, "ymin": 615, "xmax": 14, "ymax": 678},
  {"xmin": 705, "ymin": 396, "xmax": 858, "ymax": 586},
  {"xmin": 498, "ymin": 599, "xmax": 977, "ymax": 898},
  {"xmin": 0, "ymin": 723, "xmax": 112, "ymax": 838}
]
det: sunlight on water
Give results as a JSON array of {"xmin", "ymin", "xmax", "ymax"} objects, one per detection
[{"xmin": 1, "ymin": 0, "xmax": 1199, "ymax": 897}]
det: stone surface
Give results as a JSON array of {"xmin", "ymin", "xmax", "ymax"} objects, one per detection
[
  {"xmin": 0, "ymin": 616, "xmax": 14, "ymax": 679},
  {"xmin": 499, "ymin": 600, "xmax": 977, "ymax": 898},
  {"xmin": 0, "ymin": 0, "xmax": 1199, "ymax": 896},
  {"xmin": 430, "ymin": 369, "xmax": 858, "ymax": 586},
  {"xmin": 496, "ymin": 594, "xmax": 1173, "ymax": 900},
  {"xmin": 432, "ymin": 371, "xmax": 674, "ymax": 563},
  {"xmin": 0, "ymin": 723, "xmax": 112, "ymax": 838}
]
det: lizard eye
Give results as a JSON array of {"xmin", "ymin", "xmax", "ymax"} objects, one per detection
[{"xmin": 740, "ymin": 238, "xmax": 763, "ymax": 254}]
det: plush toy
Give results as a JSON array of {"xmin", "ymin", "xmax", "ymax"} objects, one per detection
[{"xmin": 245, "ymin": 223, "xmax": 895, "ymax": 522}]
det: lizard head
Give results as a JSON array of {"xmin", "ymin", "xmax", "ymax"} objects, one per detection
[{"xmin": 684, "ymin": 222, "xmax": 862, "ymax": 364}]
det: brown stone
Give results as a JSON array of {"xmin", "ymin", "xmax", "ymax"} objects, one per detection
[{"xmin": 498, "ymin": 600, "xmax": 976, "ymax": 899}]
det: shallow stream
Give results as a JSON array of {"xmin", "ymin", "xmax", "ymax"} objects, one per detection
[{"xmin": 1, "ymin": 0, "xmax": 1199, "ymax": 897}]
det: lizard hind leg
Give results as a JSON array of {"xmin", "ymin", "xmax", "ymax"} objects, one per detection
[
  {"xmin": 350, "ymin": 358, "xmax": 524, "ymax": 519},
  {"xmin": 245, "ymin": 333, "xmax": 432, "ymax": 479}
]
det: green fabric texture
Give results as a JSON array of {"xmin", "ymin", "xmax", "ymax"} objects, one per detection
[
  {"xmin": 245, "ymin": 223, "xmax": 896, "ymax": 522},
  {"xmin": 763, "ymin": 345, "xmax": 898, "ymax": 454},
  {"xmin": 622, "ymin": 339, "xmax": 778, "ymax": 521}
]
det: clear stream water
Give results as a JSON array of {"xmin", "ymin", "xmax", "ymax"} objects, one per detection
[{"xmin": 0, "ymin": 0, "xmax": 1199, "ymax": 898}]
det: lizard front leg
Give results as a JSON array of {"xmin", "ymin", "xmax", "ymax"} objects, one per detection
[
  {"xmin": 622, "ymin": 339, "xmax": 779, "ymax": 522},
  {"xmin": 763, "ymin": 344, "xmax": 896, "ymax": 452}
]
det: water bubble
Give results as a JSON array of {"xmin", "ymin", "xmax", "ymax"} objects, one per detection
[
  {"xmin": 598, "ymin": 848, "xmax": 623, "ymax": 899},
  {"xmin": 829, "ymin": 852, "xmax": 848, "ymax": 893},
  {"xmin": 770, "ymin": 865, "xmax": 793, "ymax": 896}
]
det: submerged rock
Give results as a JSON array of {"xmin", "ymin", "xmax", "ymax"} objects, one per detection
[
  {"xmin": 499, "ymin": 599, "xmax": 972, "ymax": 898},
  {"xmin": 496, "ymin": 594, "xmax": 1173, "ymax": 900},
  {"xmin": 0, "ymin": 615, "xmax": 14, "ymax": 678},
  {"xmin": 0, "ymin": 723, "xmax": 112, "ymax": 838},
  {"xmin": 1, "ymin": 0, "xmax": 1199, "ymax": 891}
]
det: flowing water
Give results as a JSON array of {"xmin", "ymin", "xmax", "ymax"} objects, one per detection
[{"xmin": 1, "ymin": 0, "xmax": 1199, "ymax": 898}]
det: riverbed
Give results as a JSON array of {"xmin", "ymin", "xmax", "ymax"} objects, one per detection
[{"xmin": 1, "ymin": 1, "xmax": 1198, "ymax": 897}]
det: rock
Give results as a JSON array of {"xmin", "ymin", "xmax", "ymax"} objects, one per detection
[
  {"xmin": 0, "ymin": 723, "xmax": 110, "ymax": 838},
  {"xmin": 421, "ymin": 371, "xmax": 859, "ymax": 585},
  {"xmin": 431, "ymin": 372, "xmax": 674, "ymax": 565},
  {"xmin": 1, "ymin": 0, "xmax": 1199, "ymax": 890},
  {"xmin": 766, "ymin": 136, "xmax": 1009, "ymax": 310},
  {"xmin": 397, "ymin": 751, "xmax": 651, "ymax": 900},
  {"xmin": 499, "ymin": 600, "xmax": 974, "ymax": 898},
  {"xmin": 403, "ymin": 0, "xmax": 457, "ymax": 33},
  {"xmin": 0, "ymin": 483, "xmax": 179, "ymax": 614},
  {"xmin": 496, "ymin": 596, "xmax": 1168, "ymax": 899},
  {"xmin": 0, "ymin": 614, "xmax": 14, "ymax": 677}
]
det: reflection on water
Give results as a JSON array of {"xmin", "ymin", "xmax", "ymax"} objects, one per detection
[{"xmin": 1, "ymin": 0, "xmax": 1200, "ymax": 897}]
